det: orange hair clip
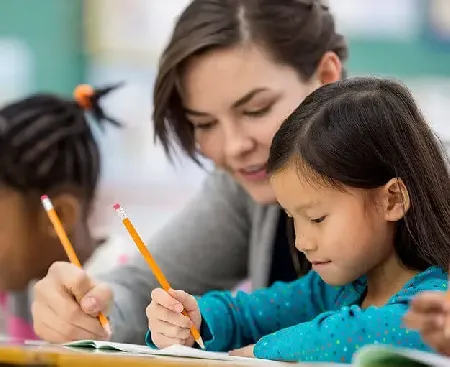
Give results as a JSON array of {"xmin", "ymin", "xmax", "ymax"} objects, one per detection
[{"xmin": 74, "ymin": 84, "xmax": 94, "ymax": 110}]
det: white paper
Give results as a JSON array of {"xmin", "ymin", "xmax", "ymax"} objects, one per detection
[{"xmin": 64, "ymin": 340, "xmax": 281, "ymax": 364}]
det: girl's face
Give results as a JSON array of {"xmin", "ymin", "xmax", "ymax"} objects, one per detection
[
  {"xmin": 0, "ymin": 187, "xmax": 91, "ymax": 291},
  {"xmin": 180, "ymin": 44, "xmax": 341, "ymax": 204},
  {"xmin": 270, "ymin": 165, "xmax": 403, "ymax": 286},
  {"xmin": 0, "ymin": 188, "xmax": 56, "ymax": 290}
]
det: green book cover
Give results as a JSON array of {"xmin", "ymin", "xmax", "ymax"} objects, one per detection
[{"xmin": 353, "ymin": 345, "xmax": 449, "ymax": 367}]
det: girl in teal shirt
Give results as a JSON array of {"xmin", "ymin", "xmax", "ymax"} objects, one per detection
[{"xmin": 145, "ymin": 77, "xmax": 450, "ymax": 363}]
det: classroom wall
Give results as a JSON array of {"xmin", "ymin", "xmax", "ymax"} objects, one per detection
[{"xmin": 0, "ymin": 0, "xmax": 85, "ymax": 102}]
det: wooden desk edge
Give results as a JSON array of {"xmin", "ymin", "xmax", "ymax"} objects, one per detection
[{"xmin": 0, "ymin": 345, "xmax": 266, "ymax": 367}]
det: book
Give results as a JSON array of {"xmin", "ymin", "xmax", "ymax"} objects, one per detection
[{"xmin": 353, "ymin": 345, "xmax": 450, "ymax": 367}]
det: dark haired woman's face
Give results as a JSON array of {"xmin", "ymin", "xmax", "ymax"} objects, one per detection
[{"xmin": 181, "ymin": 44, "xmax": 338, "ymax": 204}]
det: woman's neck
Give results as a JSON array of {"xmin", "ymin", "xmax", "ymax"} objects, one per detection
[{"xmin": 362, "ymin": 254, "xmax": 419, "ymax": 308}]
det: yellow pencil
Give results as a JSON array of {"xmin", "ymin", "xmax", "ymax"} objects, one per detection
[
  {"xmin": 113, "ymin": 203, "xmax": 205, "ymax": 349},
  {"xmin": 41, "ymin": 195, "xmax": 111, "ymax": 336}
]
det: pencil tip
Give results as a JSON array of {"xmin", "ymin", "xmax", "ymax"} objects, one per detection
[
  {"xmin": 197, "ymin": 337, "xmax": 205, "ymax": 350},
  {"xmin": 113, "ymin": 203, "xmax": 120, "ymax": 210}
]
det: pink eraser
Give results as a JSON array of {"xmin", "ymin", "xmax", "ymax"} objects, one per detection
[
  {"xmin": 41, "ymin": 195, "xmax": 48, "ymax": 201},
  {"xmin": 113, "ymin": 203, "xmax": 121, "ymax": 210}
]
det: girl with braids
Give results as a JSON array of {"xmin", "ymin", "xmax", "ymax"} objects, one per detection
[
  {"xmin": 0, "ymin": 84, "xmax": 122, "ymax": 340},
  {"xmin": 32, "ymin": 0, "xmax": 349, "ymax": 345}
]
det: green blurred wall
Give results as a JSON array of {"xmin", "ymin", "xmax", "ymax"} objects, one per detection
[
  {"xmin": 348, "ymin": 39, "xmax": 450, "ymax": 78},
  {"xmin": 346, "ymin": 0, "xmax": 450, "ymax": 78},
  {"xmin": 0, "ymin": 0, "xmax": 85, "ymax": 96}
]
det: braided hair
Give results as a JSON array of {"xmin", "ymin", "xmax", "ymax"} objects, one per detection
[{"xmin": 0, "ymin": 83, "xmax": 122, "ymax": 202}]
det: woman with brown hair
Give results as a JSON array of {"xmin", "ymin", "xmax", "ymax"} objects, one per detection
[{"xmin": 31, "ymin": 0, "xmax": 348, "ymax": 344}]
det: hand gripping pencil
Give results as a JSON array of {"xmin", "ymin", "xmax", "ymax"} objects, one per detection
[
  {"xmin": 41, "ymin": 195, "xmax": 111, "ymax": 336},
  {"xmin": 113, "ymin": 203, "xmax": 205, "ymax": 349}
]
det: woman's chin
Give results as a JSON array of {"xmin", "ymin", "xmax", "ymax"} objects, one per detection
[{"xmin": 241, "ymin": 181, "xmax": 277, "ymax": 205}]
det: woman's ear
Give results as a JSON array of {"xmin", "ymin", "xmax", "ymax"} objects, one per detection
[
  {"xmin": 38, "ymin": 193, "xmax": 81, "ymax": 237},
  {"xmin": 315, "ymin": 51, "xmax": 342, "ymax": 85},
  {"xmin": 381, "ymin": 178, "xmax": 410, "ymax": 222}
]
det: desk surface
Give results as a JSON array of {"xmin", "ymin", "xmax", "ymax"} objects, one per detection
[
  {"xmin": 0, "ymin": 342, "xmax": 306, "ymax": 367},
  {"xmin": 0, "ymin": 342, "xmax": 346, "ymax": 367}
]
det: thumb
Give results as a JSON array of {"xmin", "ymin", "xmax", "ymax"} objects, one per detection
[
  {"xmin": 51, "ymin": 262, "xmax": 95, "ymax": 302},
  {"xmin": 79, "ymin": 282, "xmax": 113, "ymax": 316},
  {"xmin": 168, "ymin": 289, "xmax": 198, "ymax": 313}
]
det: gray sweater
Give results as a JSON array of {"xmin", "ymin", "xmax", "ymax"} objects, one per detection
[{"xmin": 100, "ymin": 169, "xmax": 281, "ymax": 344}]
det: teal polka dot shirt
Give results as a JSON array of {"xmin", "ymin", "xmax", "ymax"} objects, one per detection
[{"xmin": 145, "ymin": 266, "xmax": 447, "ymax": 363}]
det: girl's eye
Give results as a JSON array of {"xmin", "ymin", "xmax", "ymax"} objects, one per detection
[
  {"xmin": 244, "ymin": 105, "xmax": 273, "ymax": 117},
  {"xmin": 311, "ymin": 216, "xmax": 326, "ymax": 224}
]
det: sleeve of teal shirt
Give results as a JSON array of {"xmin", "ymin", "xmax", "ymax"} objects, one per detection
[
  {"xmin": 253, "ymin": 268, "xmax": 447, "ymax": 363},
  {"xmin": 197, "ymin": 271, "xmax": 337, "ymax": 352}
]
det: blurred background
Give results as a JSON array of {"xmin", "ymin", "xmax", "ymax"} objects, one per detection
[{"xmin": 0, "ymin": 0, "xmax": 449, "ymax": 261}]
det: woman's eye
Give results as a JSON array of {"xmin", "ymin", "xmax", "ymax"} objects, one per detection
[
  {"xmin": 193, "ymin": 121, "xmax": 216, "ymax": 130},
  {"xmin": 244, "ymin": 105, "xmax": 273, "ymax": 117},
  {"xmin": 311, "ymin": 216, "xmax": 326, "ymax": 224}
]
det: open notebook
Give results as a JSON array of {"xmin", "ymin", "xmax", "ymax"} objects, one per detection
[{"xmin": 63, "ymin": 340, "xmax": 283, "ymax": 364}]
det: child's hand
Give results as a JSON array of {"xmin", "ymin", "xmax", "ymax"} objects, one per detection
[
  {"xmin": 146, "ymin": 288, "xmax": 201, "ymax": 349},
  {"xmin": 229, "ymin": 344, "xmax": 255, "ymax": 358},
  {"xmin": 403, "ymin": 291, "xmax": 450, "ymax": 355}
]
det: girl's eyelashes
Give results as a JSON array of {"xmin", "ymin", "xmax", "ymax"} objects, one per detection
[{"xmin": 311, "ymin": 216, "xmax": 326, "ymax": 224}]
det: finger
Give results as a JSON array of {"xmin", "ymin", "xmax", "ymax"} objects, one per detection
[
  {"xmin": 151, "ymin": 288, "xmax": 183, "ymax": 313},
  {"xmin": 34, "ymin": 278, "xmax": 107, "ymax": 337},
  {"xmin": 229, "ymin": 348, "xmax": 243, "ymax": 356},
  {"xmin": 149, "ymin": 318, "xmax": 191, "ymax": 339},
  {"xmin": 403, "ymin": 312, "xmax": 445, "ymax": 331},
  {"xmin": 32, "ymin": 302, "xmax": 107, "ymax": 342},
  {"xmin": 79, "ymin": 282, "xmax": 113, "ymax": 316},
  {"xmin": 422, "ymin": 331, "xmax": 450, "ymax": 355},
  {"xmin": 33, "ymin": 320, "xmax": 73, "ymax": 344},
  {"xmin": 443, "ymin": 311, "xmax": 450, "ymax": 338},
  {"xmin": 228, "ymin": 345, "xmax": 255, "ymax": 358},
  {"xmin": 410, "ymin": 292, "xmax": 450, "ymax": 313},
  {"xmin": 168, "ymin": 289, "xmax": 198, "ymax": 312},
  {"xmin": 147, "ymin": 303, "xmax": 192, "ymax": 329},
  {"xmin": 47, "ymin": 262, "xmax": 97, "ymax": 301},
  {"xmin": 151, "ymin": 333, "xmax": 186, "ymax": 349}
]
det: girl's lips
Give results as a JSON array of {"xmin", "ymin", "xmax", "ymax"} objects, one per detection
[{"xmin": 311, "ymin": 261, "xmax": 331, "ymax": 269}]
